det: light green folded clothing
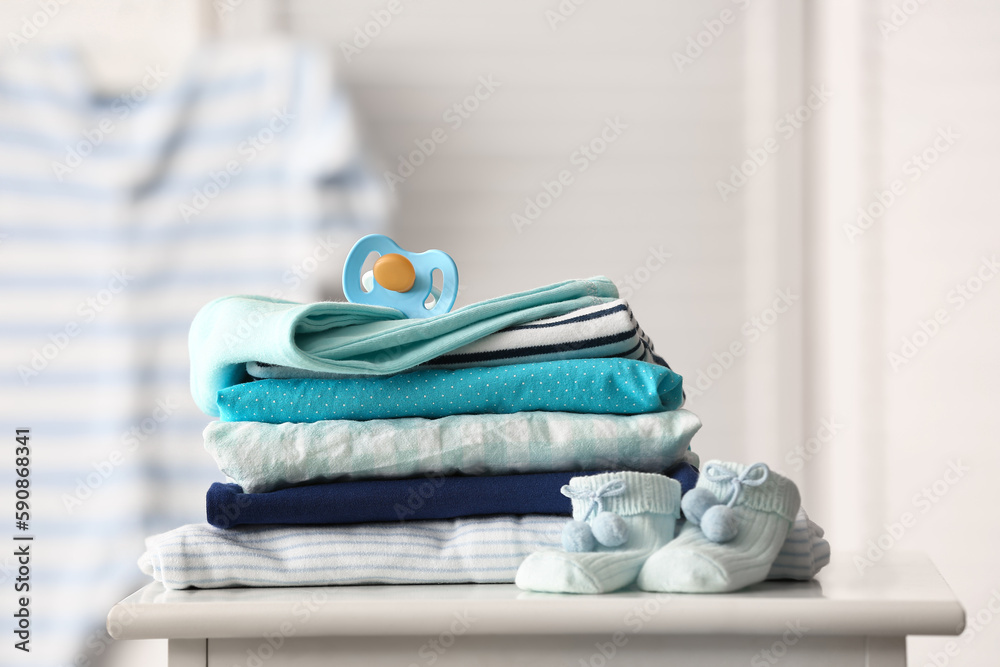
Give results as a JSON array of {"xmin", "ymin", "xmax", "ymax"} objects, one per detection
[
  {"xmin": 190, "ymin": 277, "xmax": 618, "ymax": 416},
  {"xmin": 204, "ymin": 409, "xmax": 702, "ymax": 493}
]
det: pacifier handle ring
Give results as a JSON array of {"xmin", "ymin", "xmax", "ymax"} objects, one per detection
[
  {"xmin": 342, "ymin": 235, "xmax": 402, "ymax": 304},
  {"xmin": 419, "ymin": 253, "xmax": 458, "ymax": 317}
]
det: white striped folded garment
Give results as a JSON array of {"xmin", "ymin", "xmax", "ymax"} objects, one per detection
[
  {"xmin": 140, "ymin": 516, "xmax": 568, "ymax": 589},
  {"xmin": 766, "ymin": 508, "xmax": 831, "ymax": 581},
  {"xmin": 140, "ymin": 511, "xmax": 829, "ymax": 590},
  {"xmin": 245, "ymin": 298, "xmax": 677, "ymax": 379}
]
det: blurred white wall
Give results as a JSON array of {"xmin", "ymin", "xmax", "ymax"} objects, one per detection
[
  {"xmin": 804, "ymin": 2, "xmax": 1000, "ymax": 665},
  {"xmin": 0, "ymin": 0, "xmax": 204, "ymax": 89},
  {"xmin": 877, "ymin": 1, "xmax": 1000, "ymax": 663}
]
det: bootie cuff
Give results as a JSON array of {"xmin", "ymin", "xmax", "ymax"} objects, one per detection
[
  {"xmin": 567, "ymin": 471, "xmax": 681, "ymax": 519},
  {"xmin": 699, "ymin": 461, "xmax": 800, "ymax": 521}
]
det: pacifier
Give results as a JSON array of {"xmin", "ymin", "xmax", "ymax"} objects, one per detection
[{"xmin": 342, "ymin": 234, "xmax": 459, "ymax": 318}]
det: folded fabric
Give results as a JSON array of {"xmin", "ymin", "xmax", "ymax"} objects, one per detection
[
  {"xmin": 668, "ymin": 462, "xmax": 699, "ymax": 498},
  {"xmin": 139, "ymin": 516, "xmax": 568, "ymax": 589},
  {"xmin": 217, "ymin": 358, "xmax": 683, "ymax": 423},
  {"xmin": 766, "ymin": 508, "xmax": 831, "ymax": 580},
  {"xmin": 247, "ymin": 299, "xmax": 672, "ymax": 378},
  {"xmin": 140, "ymin": 504, "xmax": 823, "ymax": 589},
  {"xmin": 190, "ymin": 277, "xmax": 619, "ymax": 415},
  {"xmin": 206, "ymin": 464, "xmax": 700, "ymax": 528},
  {"xmin": 204, "ymin": 409, "xmax": 702, "ymax": 493}
]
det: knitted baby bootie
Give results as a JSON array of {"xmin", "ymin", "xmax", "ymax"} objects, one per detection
[
  {"xmin": 637, "ymin": 461, "xmax": 800, "ymax": 593},
  {"xmin": 516, "ymin": 471, "xmax": 681, "ymax": 594}
]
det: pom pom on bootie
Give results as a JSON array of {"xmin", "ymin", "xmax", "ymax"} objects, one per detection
[
  {"xmin": 562, "ymin": 520, "xmax": 597, "ymax": 552},
  {"xmin": 591, "ymin": 511, "xmax": 629, "ymax": 547},
  {"xmin": 700, "ymin": 504, "xmax": 739, "ymax": 542},
  {"xmin": 558, "ymin": 478, "xmax": 631, "ymax": 551},
  {"xmin": 696, "ymin": 462, "xmax": 770, "ymax": 543},
  {"xmin": 681, "ymin": 487, "xmax": 721, "ymax": 525}
]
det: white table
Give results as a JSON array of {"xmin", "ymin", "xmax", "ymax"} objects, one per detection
[{"xmin": 108, "ymin": 552, "xmax": 964, "ymax": 666}]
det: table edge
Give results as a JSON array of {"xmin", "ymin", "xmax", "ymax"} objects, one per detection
[{"xmin": 108, "ymin": 595, "xmax": 966, "ymax": 641}]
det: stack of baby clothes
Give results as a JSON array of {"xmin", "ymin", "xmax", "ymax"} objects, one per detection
[{"xmin": 138, "ymin": 277, "xmax": 829, "ymax": 591}]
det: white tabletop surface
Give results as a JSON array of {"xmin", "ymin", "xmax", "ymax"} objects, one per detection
[{"xmin": 108, "ymin": 551, "xmax": 964, "ymax": 640}]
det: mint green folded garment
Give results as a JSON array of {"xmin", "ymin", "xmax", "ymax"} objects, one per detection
[
  {"xmin": 190, "ymin": 277, "xmax": 618, "ymax": 416},
  {"xmin": 203, "ymin": 409, "xmax": 702, "ymax": 493},
  {"xmin": 217, "ymin": 358, "xmax": 683, "ymax": 423}
]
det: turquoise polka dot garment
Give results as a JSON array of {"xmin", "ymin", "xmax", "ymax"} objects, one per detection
[{"xmin": 217, "ymin": 358, "xmax": 684, "ymax": 423}]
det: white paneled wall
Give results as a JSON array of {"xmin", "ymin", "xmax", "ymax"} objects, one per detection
[
  {"xmin": 877, "ymin": 1, "xmax": 1000, "ymax": 664},
  {"xmin": 805, "ymin": 1, "xmax": 1000, "ymax": 665}
]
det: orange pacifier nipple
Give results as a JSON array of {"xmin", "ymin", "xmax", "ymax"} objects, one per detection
[{"xmin": 372, "ymin": 254, "xmax": 416, "ymax": 293}]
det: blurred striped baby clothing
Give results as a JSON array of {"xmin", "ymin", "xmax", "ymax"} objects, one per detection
[{"xmin": 0, "ymin": 43, "xmax": 381, "ymax": 666}]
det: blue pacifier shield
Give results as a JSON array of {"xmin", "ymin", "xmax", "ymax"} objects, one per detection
[{"xmin": 342, "ymin": 234, "xmax": 459, "ymax": 318}]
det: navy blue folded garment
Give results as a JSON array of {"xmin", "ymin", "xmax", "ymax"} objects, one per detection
[
  {"xmin": 668, "ymin": 461, "xmax": 698, "ymax": 498},
  {"xmin": 207, "ymin": 463, "xmax": 699, "ymax": 528}
]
